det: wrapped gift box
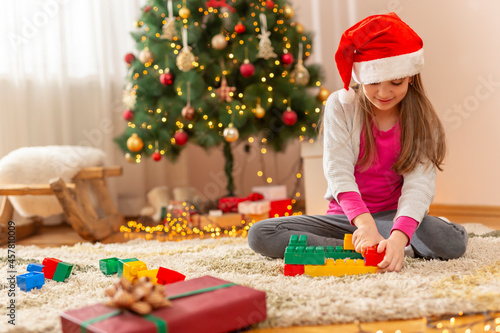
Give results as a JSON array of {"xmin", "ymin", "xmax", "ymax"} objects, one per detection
[
  {"xmin": 60, "ymin": 276, "xmax": 267, "ymax": 333},
  {"xmin": 217, "ymin": 196, "xmax": 248, "ymax": 213},
  {"xmin": 251, "ymin": 185, "xmax": 287, "ymax": 201},
  {"xmin": 269, "ymin": 199, "xmax": 293, "ymax": 217},
  {"xmin": 192, "ymin": 213, "xmax": 244, "ymax": 229},
  {"xmin": 237, "ymin": 200, "xmax": 270, "ymax": 215}
]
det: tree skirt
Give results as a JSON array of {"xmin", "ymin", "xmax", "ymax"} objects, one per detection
[{"xmin": 1, "ymin": 223, "xmax": 499, "ymax": 332}]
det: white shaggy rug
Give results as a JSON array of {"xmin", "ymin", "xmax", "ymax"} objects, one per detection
[{"xmin": 0, "ymin": 223, "xmax": 499, "ymax": 333}]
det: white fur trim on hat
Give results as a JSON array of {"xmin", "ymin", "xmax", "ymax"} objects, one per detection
[{"xmin": 352, "ymin": 48, "xmax": 424, "ymax": 85}]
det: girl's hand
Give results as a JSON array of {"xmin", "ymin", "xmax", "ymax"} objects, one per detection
[
  {"xmin": 352, "ymin": 213, "xmax": 384, "ymax": 254},
  {"xmin": 376, "ymin": 230, "xmax": 408, "ymax": 272}
]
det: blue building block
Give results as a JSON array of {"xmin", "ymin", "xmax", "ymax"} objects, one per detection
[
  {"xmin": 16, "ymin": 272, "xmax": 45, "ymax": 292},
  {"xmin": 27, "ymin": 263, "xmax": 44, "ymax": 272}
]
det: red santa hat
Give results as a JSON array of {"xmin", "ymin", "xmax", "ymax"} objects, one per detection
[{"xmin": 335, "ymin": 12, "xmax": 424, "ymax": 103}]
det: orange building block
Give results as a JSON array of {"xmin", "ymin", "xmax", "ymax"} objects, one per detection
[
  {"xmin": 343, "ymin": 234, "xmax": 355, "ymax": 251},
  {"xmin": 123, "ymin": 261, "xmax": 147, "ymax": 282},
  {"xmin": 304, "ymin": 259, "xmax": 378, "ymax": 277},
  {"xmin": 137, "ymin": 269, "xmax": 159, "ymax": 284}
]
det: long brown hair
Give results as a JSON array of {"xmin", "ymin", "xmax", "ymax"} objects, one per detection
[{"xmin": 357, "ymin": 73, "xmax": 446, "ymax": 173}]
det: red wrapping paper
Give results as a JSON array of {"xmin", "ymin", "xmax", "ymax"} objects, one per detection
[
  {"xmin": 60, "ymin": 276, "xmax": 267, "ymax": 333},
  {"xmin": 269, "ymin": 199, "xmax": 293, "ymax": 217}
]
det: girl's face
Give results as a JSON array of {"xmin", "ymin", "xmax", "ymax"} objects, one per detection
[{"xmin": 362, "ymin": 77, "xmax": 410, "ymax": 115}]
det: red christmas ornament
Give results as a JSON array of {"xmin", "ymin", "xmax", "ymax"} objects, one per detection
[
  {"xmin": 265, "ymin": 0, "xmax": 275, "ymax": 9},
  {"xmin": 281, "ymin": 53, "xmax": 295, "ymax": 66},
  {"xmin": 174, "ymin": 130, "xmax": 189, "ymax": 146},
  {"xmin": 122, "ymin": 110, "xmax": 134, "ymax": 121},
  {"xmin": 160, "ymin": 72, "xmax": 174, "ymax": 86},
  {"xmin": 143, "ymin": 5, "xmax": 152, "ymax": 12},
  {"xmin": 235, "ymin": 22, "xmax": 245, "ymax": 34},
  {"xmin": 282, "ymin": 108, "xmax": 297, "ymax": 126},
  {"xmin": 124, "ymin": 53, "xmax": 136, "ymax": 64},
  {"xmin": 152, "ymin": 152, "xmax": 162, "ymax": 161},
  {"xmin": 240, "ymin": 61, "xmax": 255, "ymax": 77}
]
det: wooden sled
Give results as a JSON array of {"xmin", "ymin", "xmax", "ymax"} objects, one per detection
[{"xmin": 0, "ymin": 166, "xmax": 124, "ymax": 244}]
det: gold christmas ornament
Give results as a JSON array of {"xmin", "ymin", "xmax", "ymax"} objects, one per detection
[
  {"xmin": 179, "ymin": 6, "xmax": 191, "ymax": 19},
  {"xmin": 161, "ymin": 0, "xmax": 177, "ymax": 40},
  {"xmin": 254, "ymin": 104, "xmax": 266, "ymax": 118},
  {"xmin": 139, "ymin": 47, "xmax": 154, "ymax": 64},
  {"xmin": 290, "ymin": 43, "xmax": 310, "ymax": 86},
  {"xmin": 223, "ymin": 123, "xmax": 239, "ymax": 142},
  {"xmin": 318, "ymin": 86, "xmax": 331, "ymax": 102},
  {"xmin": 257, "ymin": 13, "xmax": 277, "ymax": 59},
  {"xmin": 127, "ymin": 133, "xmax": 144, "ymax": 152},
  {"xmin": 176, "ymin": 28, "xmax": 195, "ymax": 72},
  {"xmin": 211, "ymin": 33, "xmax": 228, "ymax": 50},
  {"xmin": 290, "ymin": 62, "xmax": 310, "ymax": 86},
  {"xmin": 176, "ymin": 49, "xmax": 195, "ymax": 72},
  {"xmin": 283, "ymin": 5, "xmax": 294, "ymax": 19},
  {"xmin": 296, "ymin": 22, "xmax": 305, "ymax": 34}
]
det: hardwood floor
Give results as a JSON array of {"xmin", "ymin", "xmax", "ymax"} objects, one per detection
[{"xmin": 4, "ymin": 221, "xmax": 499, "ymax": 332}]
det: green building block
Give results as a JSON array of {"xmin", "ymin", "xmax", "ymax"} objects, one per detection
[
  {"xmin": 325, "ymin": 246, "xmax": 363, "ymax": 260},
  {"xmin": 285, "ymin": 245, "xmax": 325, "ymax": 265},
  {"xmin": 99, "ymin": 257, "xmax": 119, "ymax": 275},
  {"xmin": 117, "ymin": 258, "xmax": 139, "ymax": 277},
  {"xmin": 52, "ymin": 262, "xmax": 73, "ymax": 282}
]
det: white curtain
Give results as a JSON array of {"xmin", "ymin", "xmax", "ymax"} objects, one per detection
[{"xmin": 0, "ymin": 0, "xmax": 144, "ymax": 157}]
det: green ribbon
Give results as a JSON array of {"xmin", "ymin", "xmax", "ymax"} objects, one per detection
[
  {"xmin": 81, "ymin": 310, "xmax": 121, "ymax": 333},
  {"xmin": 80, "ymin": 282, "xmax": 237, "ymax": 333}
]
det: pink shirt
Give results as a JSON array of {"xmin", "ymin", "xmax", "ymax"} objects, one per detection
[{"xmin": 326, "ymin": 120, "xmax": 418, "ymax": 242}]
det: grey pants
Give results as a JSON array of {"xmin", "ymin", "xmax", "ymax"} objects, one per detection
[{"xmin": 248, "ymin": 210, "xmax": 468, "ymax": 260}]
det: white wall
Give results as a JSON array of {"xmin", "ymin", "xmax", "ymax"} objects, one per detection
[{"xmin": 294, "ymin": 0, "xmax": 500, "ymax": 213}]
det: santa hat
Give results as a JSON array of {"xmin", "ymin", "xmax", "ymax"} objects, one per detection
[{"xmin": 335, "ymin": 12, "xmax": 424, "ymax": 103}]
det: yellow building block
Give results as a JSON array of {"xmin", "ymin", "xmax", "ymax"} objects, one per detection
[
  {"xmin": 343, "ymin": 234, "xmax": 355, "ymax": 251},
  {"xmin": 304, "ymin": 259, "xmax": 378, "ymax": 277},
  {"xmin": 123, "ymin": 261, "xmax": 147, "ymax": 282},
  {"xmin": 137, "ymin": 268, "xmax": 159, "ymax": 285}
]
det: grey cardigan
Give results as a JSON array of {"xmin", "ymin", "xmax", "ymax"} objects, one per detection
[{"xmin": 322, "ymin": 90, "xmax": 436, "ymax": 223}]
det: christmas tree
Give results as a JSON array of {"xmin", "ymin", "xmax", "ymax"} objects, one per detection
[{"xmin": 115, "ymin": 0, "xmax": 328, "ymax": 195}]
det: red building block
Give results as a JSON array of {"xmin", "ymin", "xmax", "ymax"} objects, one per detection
[
  {"xmin": 42, "ymin": 258, "xmax": 62, "ymax": 279},
  {"xmin": 284, "ymin": 264, "xmax": 304, "ymax": 276},
  {"xmin": 364, "ymin": 246, "xmax": 385, "ymax": 267},
  {"xmin": 156, "ymin": 267, "xmax": 186, "ymax": 285}
]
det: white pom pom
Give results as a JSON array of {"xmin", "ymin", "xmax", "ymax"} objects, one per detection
[{"xmin": 339, "ymin": 88, "xmax": 355, "ymax": 104}]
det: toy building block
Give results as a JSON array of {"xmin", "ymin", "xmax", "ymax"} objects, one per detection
[
  {"xmin": 156, "ymin": 267, "xmax": 186, "ymax": 285},
  {"xmin": 284, "ymin": 235, "xmax": 325, "ymax": 265},
  {"xmin": 343, "ymin": 234, "xmax": 355, "ymax": 251},
  {"xmin": 99, "ymin": 257, "xmax": 119, "ymax": 275},
  {"xmin": 52, "ymin": 262, "xmax": 74, "ymax": 282},
  {"xmin": 285, "ymin": 245, "xmax": 325, "ymax": 265},
  {"xmin": 123, "ymin": 261, "xmax": 148, "ymax": 283},
  {"xmin": 304, "ymin": 259, "xmax": 378, "ymax": 277},
  {"xmin": 16, "ymin": 272, "xmax": 45, "ymax": 292},
  {"xmin": 137, "ymin": 269, "xmax": 160, "ymax": 284},
  {"xmin": 27, "ymin": 263, "xmax": 44, "ymax": 272},
  {"xmin": 284, "ymin": 264, "xmax": 304, "ymax": 277},
  {"xmin": 364, "ymin": 246, "xmax": 386, "ymax": 267},
  {"xmin": 325, "ymin": 246, "xmax": 363, "ymax": 260},
  {"xmin": 42, "ymin": 258, "xmax": 62, "ymax": 279},
  {"xmin": 117, "ymin": 258, "xmax": 139, "ymax": 277}
]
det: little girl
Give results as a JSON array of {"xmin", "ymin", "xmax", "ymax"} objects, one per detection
[{"xmin": 248, "ymin": 13, "xmax": 468, "ymax": 272}]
